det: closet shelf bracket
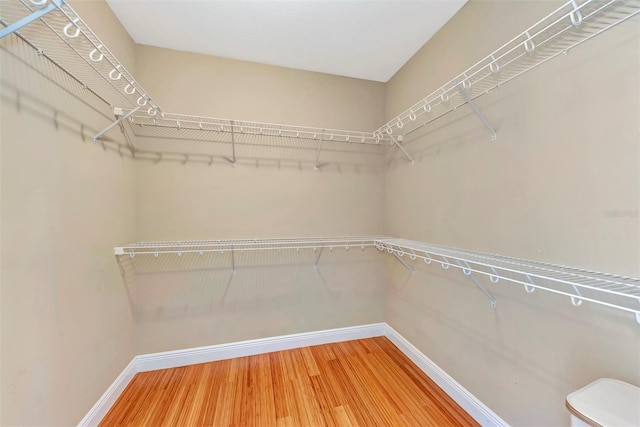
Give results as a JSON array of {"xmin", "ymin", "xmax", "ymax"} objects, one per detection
[
  {"xmin": 231, "ymin": 245, "xmax": 237, "ymax": 275},
  {"xmin": 230, "ymin": 120, "xmax": 237, "ymax": 168},
  {"xmin": 389, "ymin": 135, "xmax": 414, "ymax": 164},
  {"xmin": 453, "ymin": 258, "xmax": 497, "ymax": 308},
  {"xmin": 314, "ymin": 247, "xmax": 324, "ymax": 270},
  {"xmin": 314, "ymin": 132, "xmax": 325, "ymax": 170},
  {"xmin": 94, "ymin": 106, "xmax": 141, "ymax": 143},
  {"xmin": 392, "ymin": 252, "xmax": 415, "ymax": 276},
  {"xmin": 456, "ymin": 82, "xmax": 497, "ymax": 141},
  {"xmin": 0, "ymin": 0, "xmax": 64, "ymax": 40}
]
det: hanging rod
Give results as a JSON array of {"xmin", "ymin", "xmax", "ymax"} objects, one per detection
[
  {"xmin": 115, "ymin": 236, "xmax": 640, "ymax": 323},
  {"xmin": 122, "ymin": 111, "xmax": 392, "ymax": 146},
  {"xmin": 376, "ymin": 0, "xmax": 640, "ymax": 140}
]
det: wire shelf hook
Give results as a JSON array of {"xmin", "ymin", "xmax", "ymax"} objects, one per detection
[
  {"xmin": 136, "ymin": 96, "xmax": 148, "ymax": 106},
  {"xmin": 441, "ymin": 256, "xmax": 450, "ymax": 269},
  {"xmin": 571, "ymin": 284, "xmax": 583, "ymax": 306},
  {"xmin": 569, "ymin": 0, "xmax": 583, "ymax": 26},
  {"xmin": 89, "ymin": 45, "xmax": 104, "ymax": 62},
  {"xmin": 524, "ymin": 275, "xmax": 536, "ymax": 293},
  {"xmin": 423, "ymin": 102, "xmax": 432, "ymax": 113},
  {"xmin": 461, "ymin": 73, "xmax": 472, "ymax": 90},
  {"xmin": 489, "ymin": 266, "xmax": 500, "ymax": 283},
  {"xmin": 29, "ymin": 0, "xmax": 48, "ymax": 6},
  {"xmin": 408, "ymin": 111, "xmax": 417, "ymax": 121},
  {"xmin": 524, "ymin": 31, "xmax": 536, "ymax": 53},
  {"xmin": 124, "ymin": 83, "xmax": 136, "ymax": 95},
  {"xmin": 461, "ymin": 260, "xmax": 472, "ymax": 276},
  {"xmin": 109, "ymin": 65, "xmax": 122, "ymax": 81},
  {"xmin": 489, "ymin": 55, "xmax": 500, "ymax": 74},
  {"xmin": 440, "ymin": 88, "xmax": 450, "ymax": 102},
  {"xmin": 62, "ymin": 18, "xmax": 80, "ymax": 38},
  {"xmin": 409, "ymin": 249, "xmax": 417, "ymax": 261},
  {"xmin": 423, "ymin": 252, "xmax": 432, "ymax": 264}
]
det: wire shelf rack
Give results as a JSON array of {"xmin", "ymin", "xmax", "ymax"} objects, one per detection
[
  {"xmin": 377, "ymin": 238, "xmax": 640, "ymax": 322},
  {"xmin": 114, "ymin": 237, "xmax": 382, "ymax": 257},
  {"xmin": 115, "ymin": 236, "xmax": 640, "ymax": 323},
  {"xmin": 124, "ymin": 111, "xmax": 392, "ymax": 146},
  {"xmin": 0, "ymin": 0, "xmax": 162, "ymax": 115},
  {"xmin": 376, "ymin": 0, "xmax": 640, "ymax": 141},
  {"xmin": 4, "ymin": 0, "xmax": 637, "ymax": 154}
]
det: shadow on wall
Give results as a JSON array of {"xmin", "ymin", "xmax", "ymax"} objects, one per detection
[
  {"xmin": 0, "ymin": 37, "xmax": 133, "ymax": 158},
  {"xmin": 1, "ymin": 35, "xmax": 385, "ymax": 173},
  {"xmin": 385, "ymin": 92, "xmax": 509, "ymax": 170},
  {"xmin": 117, "ymin": 248, "xmax": 386, "ymax": 322}
]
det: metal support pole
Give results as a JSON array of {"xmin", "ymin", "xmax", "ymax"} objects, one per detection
[
  {"xmin": 453, "ymin": 259, "xmax": 496, "ymax": 308},
  {"xmin": 231, "ymin": 246, "xmax": 237, "ymax": 275},
  {"xmin": 392, "ymin": 253, "xmax": 414, "ymax": 276},
  {"xmin": 230, "ymin": 120, "xmax": 237, "ymax": 167},
  {"xmin": 314, "ymin": 132, "xmax": 324, "ymax": 170},
  {"xmin": 314, "ymin": 247, "xmax": 324, "ymax": 270},
  {"xmin": 93, "ymin": 106, "xmax": 141, "ymax": 143},
  {"xmin": 456, "ymin": 84, "xmax": 497, "ymax": 141},
  {"xmin": 388, "ymin": 134, "xmax": 414, "ymax": 164},
  {"xmin": 0, "ymin": 0, "xmax": 64, "ymax": 40}
]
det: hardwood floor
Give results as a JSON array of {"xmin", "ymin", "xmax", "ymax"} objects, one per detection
[{"xmin": 100, "ymin": 337, "xmax": 479, "ymax": 426}]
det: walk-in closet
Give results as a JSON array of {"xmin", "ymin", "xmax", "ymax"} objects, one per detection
[{"xmin": 1, "ymin": 0, "xmax": 639, "ymax": 425}]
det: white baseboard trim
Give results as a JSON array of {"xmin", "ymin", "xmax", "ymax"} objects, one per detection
[
  {"xmin": 77, "ymin": 358, "xmax": 138, "ymax": 427},
  {"xmin": 383, "ymin": 324, "xmax": 509, "ymax": 427},
  {"xmin": 135, "ymin": 323, "xmax": 386, "ymax": 372},
  {"xmin": 79, "ymin": 322, "xmax": 506, "ymax": 427}
]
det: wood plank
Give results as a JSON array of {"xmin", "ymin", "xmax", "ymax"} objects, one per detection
[{"xmin": 99, "ymin": 337, "xmax": 480, "ymax": 427}]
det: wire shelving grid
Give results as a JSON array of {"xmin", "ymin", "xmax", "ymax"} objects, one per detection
[
  {"xmin": 0, "ymin": 0, "xmax": 162, "ymax": 116},
  {"xmin": 115, "ymin": 237, "xmax": 640, "ymax": 323},
  {"xmin": 377, "ymin": 238, "xmax": 640, "ymax": 323},
  {"xmin": 0, "ymin": 0, "xmax": 393, "ymax": 147},
  {"xmin": 125, "ymin": 112, "xmax": 393, "ymax": 147},
  {"xmin": 376, "ymin": 0, "xmax": 640, "ymax": 141},
  {"xmin": 114, "ymin": 237, "xmax": 382, "ymax": 257}
]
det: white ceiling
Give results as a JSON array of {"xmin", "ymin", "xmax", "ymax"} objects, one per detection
[{"xmin": 106, "ymin": 0, "xmax": 466, "ymax": 82}]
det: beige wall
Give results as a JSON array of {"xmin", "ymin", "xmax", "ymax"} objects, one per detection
[
  {"xmin": 129, "ymin": 46, "xmax": 387, "ymax": 354},
  {"xmin": 384, "ymin": 1, "xmax": 640, "ymax": 425},
  {"xmin": 0, "ymin": 1, "xmax": 137, "ymax": 425},
  {"xmin": 3, "ymin": 0, "xmax": 639, "ymax": 425}
]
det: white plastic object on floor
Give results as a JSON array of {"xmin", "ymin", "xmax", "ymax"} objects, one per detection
[{"xmin": 566, "ymin": 378, "xmax": 640, "ymax": 427}]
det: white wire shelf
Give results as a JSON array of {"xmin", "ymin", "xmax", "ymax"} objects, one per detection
[
  {"xmin": 377, "ymin": 238, "xmax": 640, "ymax": 323},
  {"xmin": 114, "ymin": 236, "xmax": 382, "ymax": 257},
  {"xmin": 0, "ymin": 0, "xmax": 162, "ymax": 115},
  {"xmin": 376, "ymin": 0, "xmax": 640, "ymax": 141},
  {"xmin": 124, "ymin": 111, "xmax": 392, "ymax": 147},
  {"xmin": 115, "ymin": 236, "xmax": 640, "ymax": 323},
  {"xmin": 4, "ymin": 0, "xmax": 637, "ymax": 155}
]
